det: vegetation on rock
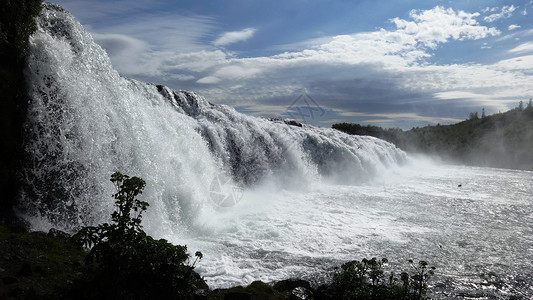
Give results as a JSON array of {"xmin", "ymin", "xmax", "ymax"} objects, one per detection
[
  {"xmin": 0, "ymin": 223, "xmax": 86, "ymax": 299},
  {"xmin": 69, "ymin": 172, "xmax": 204, "ymax": 299},
  {"xmin": 317, "ymin": 258, "xmax": 435, "ymax": 300}
]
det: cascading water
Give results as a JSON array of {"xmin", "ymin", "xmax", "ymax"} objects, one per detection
[{"xmin": 20, "ymin": 3, "xmax": 405, "ymax": 234}]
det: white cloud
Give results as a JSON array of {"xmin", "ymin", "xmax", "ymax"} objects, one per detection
[
  {"xmin": 334, "ymin": 111, "xmax": 463, "ymax": 124},
  {"xmin": 509, "ymin": 42, "xmax": 533, "ymax": 54},
  {"xmin": 391, "ymin": 6, "xmax": 499, "ymax": 49},
  {"xmin": 524, "ymin": 29, "xmax": 533, "ymax": 36},
  {"xmin": 197, "ymin": 76, "xmax": 221, "ymax": 84},
  {"xmin": 99, "ymin": 14, "xmax": 216, "ymax": 52},
  {"xmin": 168, "ymin": 74, "xmax": 196, "ymax": 81},
  {"xmin": 494, "ymin": 55, "xmax": 533, "ymax": 71},
  {"xmin": 214, "ymin": 28, "xmax": 256, "ymax": 46},
  {"xmin": 481, "ymin": 7, "xmax": 498, "ymax": 14},
  {"xmin": 213, "ymin": 65, "xmax": 261, "ymax": 79},
  {"xmin": 484, "ymin": 5, "xmax": 516, "ymax": 22},
  {"xmin": 197, "ymin": 65, "xmax": 262, "ymax": 84},
  {"xmin": 434, "ymin": 91, "xmax": 490, "ymax": 100},
  {"xmin": 165, "ymin": 50, "xmax": 231, "ymax": 73},
  {"xmin": 508, "ymin": 24, "xmax": 521, "ymax": 31},
  {"xmin": 92, "ymin": 33, "xmax": 156, "ymax": 75}
]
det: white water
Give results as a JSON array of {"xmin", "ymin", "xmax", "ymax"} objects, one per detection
[
  {"xmin": 20, "ymin": 4, "xmax": 533, "ymax": 299},
  {"xmin": 186, "ymin": 161, "xmax": 533, "ymax": 299}
]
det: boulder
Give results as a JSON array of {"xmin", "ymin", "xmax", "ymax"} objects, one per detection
[{"xmin": 47, "ymin": 228, "xmax": 71, "ymax": 240}]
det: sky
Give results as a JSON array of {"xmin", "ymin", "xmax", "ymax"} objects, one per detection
[{"xmin": 51, "ymin": 0, "xmax": 533, "ymax": 129}]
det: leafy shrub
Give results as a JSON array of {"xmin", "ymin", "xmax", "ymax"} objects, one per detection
[
  {"xmin": 71, "ymin": 172, "xmax": 203, "ymax": 299},
  {"xmin": 322, "ymin": 257, "xmax": 435, "ymax": 300}
]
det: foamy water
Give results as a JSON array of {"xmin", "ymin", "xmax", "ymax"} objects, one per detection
[{"xmin": 179, "ymin": 160, "xmax": 533, "ymax": 299}]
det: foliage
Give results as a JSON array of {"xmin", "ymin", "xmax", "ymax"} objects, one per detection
[
  {"xmin": 71, "ymin": 172, "xmax": 203, "ymax": 299},
  {"xmin": 209, "ymin": 280, "xmax": 286, "ymax": 300},
  {"xmin": 0, "ymin": 0, "xmax": 42, "ymax": 64},
  {"xmin": 323, "ymin": 257, "xmax": 435, "ymax": 300},
  {"xmin": 333, "ymin": 101, "xmax": 533, "ymax": 170}
]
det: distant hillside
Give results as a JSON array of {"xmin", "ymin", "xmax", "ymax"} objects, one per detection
[{"xmin": 333, "ymin": 101, "xmax": 533, "ymax": 171}]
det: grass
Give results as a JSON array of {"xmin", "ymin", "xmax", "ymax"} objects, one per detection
[{"xmin": 0, "ymin": 223, "xmax": 86, "ymax": 299}]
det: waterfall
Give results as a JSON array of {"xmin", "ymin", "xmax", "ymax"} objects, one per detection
[{"xmin": 19, "ymin": 3, "xmax": 406, "ymax": 236}]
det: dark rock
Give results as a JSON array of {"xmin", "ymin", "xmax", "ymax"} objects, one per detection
[
  {"xmin": 314, "ymin": 284, "xmax": 330, "ymax": 300},
  {"xmin": 2, "ymin": 276, "xmax": 19, "ymax": 285},
  {"xmin": 193, "ymin": 271, "xmax": 209, "ymax": 290},
  {"xmin": 4, "ymin": 217, "xmax": 30, "ymax": 233},
  {"xmin": 47, "ymin": 228, "xmax": 71, "ymax": 240},
  {"xmin": 16, "ymin": 262, "xmax": 32, "ymax": 276},
  {"xmin": 194, "ymin": 288, "xmax": 209, "ymax": 300},
  {"xmin": 273, "ymin": 279, "xmax": 312, "ymax": 292},
  {"xmin": 224, "ymin": 292, "xmax": 251, "ymax": 300},
  {"xmin": 285, "ymin": 120, "xmax": 303, "ymax": 127},
  {"xmin": 267, "ymin": 118, "xmax": 304, "ymax": 127},
  {"xmin": 34, "ymin": 264, "xmax": 44, "ymax": 275}
]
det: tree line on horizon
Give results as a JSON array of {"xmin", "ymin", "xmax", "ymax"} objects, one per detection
[{"xmin": 333, "ymin": 100, "xmax": 533, "ymax": 171}]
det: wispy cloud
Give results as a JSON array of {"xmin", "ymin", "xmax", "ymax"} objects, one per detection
[
  {"xmin": 509, "ymin": 42, "xmax": 533, "ymax": 53},
  {"xmin": 494, "ymin": 55, "xmax": 533, "ymax": 71},
  {"xmin": 214, "ymin": 28, "xmax": 256, "ymax": 46},
  {"xmin": 483, "ymin": 5, "xmax": 516, "ymax": 22},
  {"xmin": 335, "ymin": 111, "xmax": 463, "ymax": 124}
]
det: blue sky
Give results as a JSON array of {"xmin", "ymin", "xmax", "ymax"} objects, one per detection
[{"xmin": 52, "ymin": 0, "xmax": 533, "ymax": 129}]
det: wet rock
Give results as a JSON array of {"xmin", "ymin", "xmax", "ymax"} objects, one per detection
[
  {"xmin": 267, "ymin": 118, "xmax": 303, "ymax": 127},
  {"xmin": 16, "ymin": 262, "xmax": 32, "ymax": 276},
  {"xmin": 291, "ymin": 286, "xmax": 313, "ymax": 300},
  {"xmin": 193, "ymin": 272, "xmax": 209, "ymax": 290},
  {"xmin": 273, "ymin": 279, "xmax": 312, "ymax": 292},
  {"xmin": 2, "ymin": 276, "xmax": 19, "ymax": 285},
  {"xmin": 4, "ymin": 217, "xmax": 30, "ymax": 233},
  {"xmin": 313, "ymin": 284, "xmax": 330, "ymax": 300},
  {"xmin": 274, "ymin": 279, "xmax": 314, "ymax": 300},
  {"xmin": 285, "ymin": 120, "xmax": 303, "ymax": 127},
  {"xmin": 47, "ymin": 228, "xmax": 71, "ymax": 240},
  {"xmin": 194, "ymin": 288, "xmax": 208, "ymax": 300}
]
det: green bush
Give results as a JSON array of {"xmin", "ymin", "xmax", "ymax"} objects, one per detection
[
  {"xmin": 323, "ymin": 257, "xmax": 435, "ymax": 300},
  {"xmin": 71, "ymin": 172, "xmax": 203, "ymax": 299}
]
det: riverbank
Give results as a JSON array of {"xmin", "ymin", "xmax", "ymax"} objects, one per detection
[
  {"xmin": 0, "ymin": 222, "xmax": 432, "ymax": 300},
  {"xmin": 0, "ymin": 223, "xmax": 317, "ymax": 299}
]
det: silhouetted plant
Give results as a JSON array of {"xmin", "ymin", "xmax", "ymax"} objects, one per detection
[
  {"xmin": 407, "ymin": 260, "xmax": 435, "ymax": 300},
  {"xmin": 71, "ymin": 172, "xmax": 203, "ymax": 299},
  {"xmin": 324, "ymin": 257, "xmax": 435, "ymax": 300}
]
